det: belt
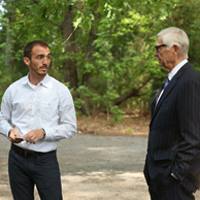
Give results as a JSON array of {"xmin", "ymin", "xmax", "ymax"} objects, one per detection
[{"xmin": 11, "ymin": 143, "xmax": 56, "ymax": 158}]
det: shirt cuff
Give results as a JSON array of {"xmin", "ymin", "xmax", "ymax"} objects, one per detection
[{"xmin": 171, "ymin": 172, "xmax": 179, "ymax": 180}]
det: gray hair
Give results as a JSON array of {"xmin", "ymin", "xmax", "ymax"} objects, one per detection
[{"xmin": 157, "ymin": 27, "xmax": 189, "ymax": 58}]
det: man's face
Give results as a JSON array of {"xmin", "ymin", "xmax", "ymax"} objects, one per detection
[
  {"xmin": 25, "ymin": 45, "xmax": 51, "ymax": 77},
  {"xmin": 154, "ymin": 36, "xmax": 174, "ymax": 72}
]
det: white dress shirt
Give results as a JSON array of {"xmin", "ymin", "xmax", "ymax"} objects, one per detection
[
  {"xmin": 0, "ymin": 74, "xmax": 77, "ymax": 152},
  {"xmin": 168, "ymin": 59, "xmax": 188, "ymax": 81}
]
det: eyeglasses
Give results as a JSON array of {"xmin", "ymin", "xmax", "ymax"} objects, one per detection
[{"xmin": 155, "ymin": 44, "xmax": 167, "ymax": 53}]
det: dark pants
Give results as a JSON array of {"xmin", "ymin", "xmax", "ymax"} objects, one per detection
[
  {"xmin": 148, "ymin": 175, "xmax": 195, "ymax": 200},
  {"xmin": 8, "ymin": 147, "xmax": 63, "ymax": 200}
]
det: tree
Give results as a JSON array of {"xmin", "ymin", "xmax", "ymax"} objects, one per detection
[{"xmin": 0, "ymin": 0, "xmax": 200, "ymax": 123}]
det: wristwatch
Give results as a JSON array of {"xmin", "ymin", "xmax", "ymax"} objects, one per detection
[{"xmin": 41, "ymin": 128, "xmax": 46, "ymax": 138}]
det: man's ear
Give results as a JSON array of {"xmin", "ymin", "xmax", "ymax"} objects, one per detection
[
  {"xmin": 172, "ymin": 44, "xmax": 179, "ymax": 55},
  {"xmin": 23, "ymin": 57, "xmax": 30, "ymax": 66}
]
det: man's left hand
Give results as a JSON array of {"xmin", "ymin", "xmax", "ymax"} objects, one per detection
[{"xmin": 24, "ymin": 129, "xmax": 45, "ymax": 144}]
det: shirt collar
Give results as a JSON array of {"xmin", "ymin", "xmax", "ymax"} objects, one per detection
[
  {"xmin": 22, "ymin": 73, "xmax": 50, "ymax": 88},
  {"xmin": 40, "ymin": 74, "xmax": 50, "ymax": 88},
  {"xmin": 168, "ymin": 59, "xmax": 188, "ymax": 81}
]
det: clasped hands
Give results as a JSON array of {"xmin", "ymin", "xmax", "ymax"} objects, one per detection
[{"xmin": 9, "ymin": 129, "xmax": 45, "ymax": 144}]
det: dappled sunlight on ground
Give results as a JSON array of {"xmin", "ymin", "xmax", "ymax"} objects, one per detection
[
  {"xmin": 61, "ymin": 171, "xmax": 149, "ymax": 200},
  {"xmin": 1, "ymin": 119, "xmax": 200, "ymax": 199}
]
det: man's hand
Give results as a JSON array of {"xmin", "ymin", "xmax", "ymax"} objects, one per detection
[
  {"xmin": 9, "ymin": 129, "xmax": 24, "ymax": 143},
  {"xmin": 24, "ymin": 129, "xmax": 45, "ymax": 144}
]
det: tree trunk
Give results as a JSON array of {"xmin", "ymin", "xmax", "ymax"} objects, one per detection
[
  {"xmin": 82, "ymin": 0, "xmax": 100, "ymax": 85},
  {"xmin": 5, "ymin": 2, "xmax": 15, "ymax": 75},
  {"xmin": 61, "ymin": 5, "xmax": 78, "ymax": 90}
]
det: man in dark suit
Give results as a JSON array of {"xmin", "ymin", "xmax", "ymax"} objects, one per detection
[{"xmin": 144, "ymin": 27, "xmax": 200, "ymax": 200}]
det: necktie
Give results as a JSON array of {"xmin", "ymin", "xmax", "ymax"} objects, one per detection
[
  {"xmin": 153, "ymin": 76, "xmax": 170, "ymax": 109},
  {"xmin": 163, "ymin": 76, "xmax": 169, "ymax": 89}
]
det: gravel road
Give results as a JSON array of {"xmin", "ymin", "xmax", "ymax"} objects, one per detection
[{"xmin": 0, "ymin": 134, "xmax": 200, "ymax": 200}]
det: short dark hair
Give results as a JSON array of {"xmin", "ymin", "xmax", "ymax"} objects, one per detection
[{"xmin": 24, "ymin": 40, "xmax": 50, "ymax": 60}]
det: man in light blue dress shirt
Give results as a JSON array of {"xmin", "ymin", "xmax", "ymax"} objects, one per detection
[{"xmin": 0, "ymin": 40, "xmax": 77, "ymax": 200}]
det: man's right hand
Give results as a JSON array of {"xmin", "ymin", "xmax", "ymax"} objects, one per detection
[{"xmin": 8, "ymin": 129, "xmax": 24, "ymax": 143}]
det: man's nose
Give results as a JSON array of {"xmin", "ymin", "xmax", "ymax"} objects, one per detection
[
  {"xmin": 42, "ymin": 57, "xmax": 49, "ymax": 65},
  {"xmin": 154, "ymin": 50, "xmax": 158, "ymax": 57}
]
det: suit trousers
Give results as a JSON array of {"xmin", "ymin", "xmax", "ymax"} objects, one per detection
[
  {"xmin": 148, "ymin": 176, "xmax": 195, "ymax": 200},
  {"xmin": 8, "ymin": 148, "xmax": 63, "ymax": 200}
]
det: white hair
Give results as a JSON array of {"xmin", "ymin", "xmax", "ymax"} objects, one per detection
[{"xmin": 157, "ymin": 27, "xmax": 189, "ymax": 58}]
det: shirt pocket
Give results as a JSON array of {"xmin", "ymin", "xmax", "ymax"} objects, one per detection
[{"xmin": 40, "ymin": 97, "xmax": 59, "ymax": 119}]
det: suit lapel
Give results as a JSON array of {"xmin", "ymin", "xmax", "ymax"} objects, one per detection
[
  {"xmin": 152, "ymin": 77, "xmax": 177, "ymax": 119},
  {"xmin": 151, "ymin": 86, "xmax": 163, "ymax": 114},
  {"xmin": 150, "ymin": 63, "xmax": 191, "ymax": 125}
]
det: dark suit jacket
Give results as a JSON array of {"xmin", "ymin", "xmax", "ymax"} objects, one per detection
[{"xmin": 144, "ymin": 62, "xmax": 200, "ymax": 194}]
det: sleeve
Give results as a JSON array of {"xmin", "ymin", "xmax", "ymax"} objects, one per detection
[
  {"xmin": 0, "ymin": 89, "xmax": 14, "ymax": 138},
  {"xmin": 171, "ymin": 77, "xmax": 200, "ymax": 182},
  {"xmin": 43, "ymin": 86, "xmax": 77, "ymax": 140}
]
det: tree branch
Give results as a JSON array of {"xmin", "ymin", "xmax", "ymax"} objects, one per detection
[
  {"xmin": 112, "ymin": 77, "xmax": 151, "ymax": 106},
  {"xmin": 46, "ymin": 18, "xmax": 61, "ymax": 28},
  {"xmin": 46, "ymin": 0, "xmax": 58, "ymax": 20},
  {"xmin": 44, "ymin": 0, "xmax": 61, "ymax": 28}
]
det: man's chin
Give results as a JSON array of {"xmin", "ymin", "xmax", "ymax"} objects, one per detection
[
  {"xmin": 158, "ymin": 62, "xmax": 163, "ymax": 67},
  {"xmin": 37, "ymin": 73, "xmax": 46, "ymax": 77}
]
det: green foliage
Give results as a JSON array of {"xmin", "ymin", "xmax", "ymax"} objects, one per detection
[
  {"xmin": 109, "ymin": 105, "xmax": 126, "ymax": 125},
  {"xmin": 0, "ymin": 0, "xmax": 200, "ymax": 123},
  {"xmin": 125, "ymin": 127, "xmax": 134, "ymax": 133}
]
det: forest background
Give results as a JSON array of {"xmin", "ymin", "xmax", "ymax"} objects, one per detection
[{"xmin": 0, "ymin": 0, "xmax": 200, "ymax": 126}]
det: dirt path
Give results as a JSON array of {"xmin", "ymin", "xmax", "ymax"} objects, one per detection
[{"xmin": 0, "ymin": 134, "xmax": 200, "ymax": 200}]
